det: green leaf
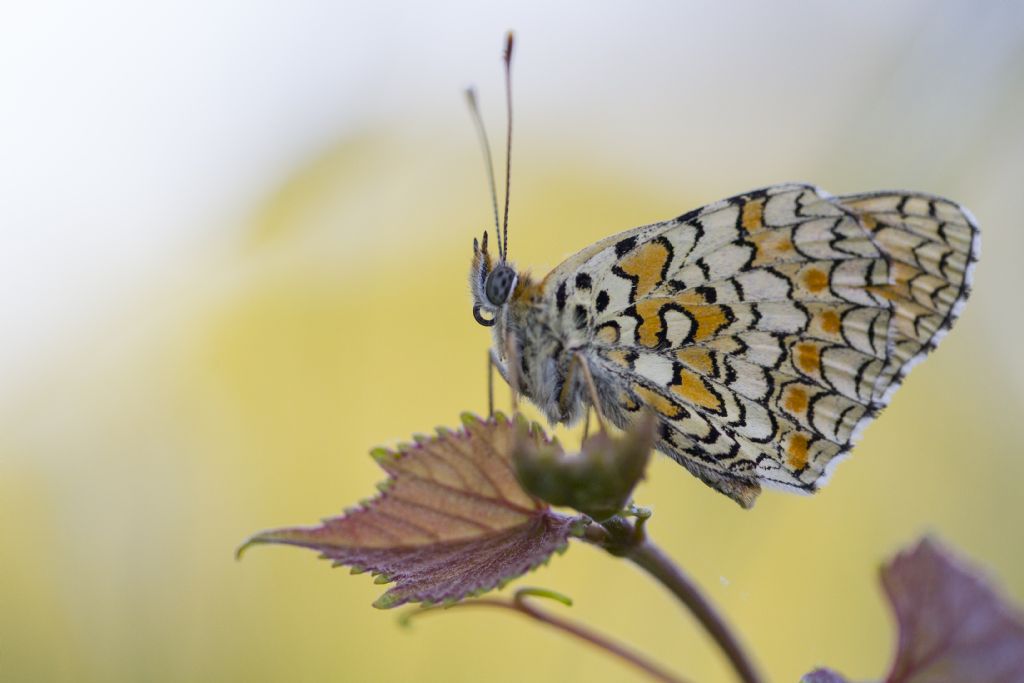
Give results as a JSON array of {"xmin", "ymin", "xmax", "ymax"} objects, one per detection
[{"xmin": 239, "ymin": 413, "xmax": 577, "ymax": 608}]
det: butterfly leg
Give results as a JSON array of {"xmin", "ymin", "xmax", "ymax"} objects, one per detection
[
  {"xmin": 488, "ymin": 349, "xmax": 509, "ymax": 417},
  {"xmin": 571, "ymin": 352, "xmax": 607, "ymax": 435},
  {"xmin": 502, "ymin": 331, "xmax": 521, "ymax": 414},
  {"xmin": 488, "ymin": 347, "xmax": 520, "ymax": 416},
  {"xmin": 487, "ymin": 350, "xmax": 496, "ymax": 417}
]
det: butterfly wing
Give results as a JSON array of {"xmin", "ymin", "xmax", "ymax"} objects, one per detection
[{"xmin": 542, "ymin": 183, "xmax": 978, "ymax": 507}]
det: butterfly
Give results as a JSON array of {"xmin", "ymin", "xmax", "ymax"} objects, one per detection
[{"xmin": 467, "ymin": 35, "xmax": 980, "ymax": 508}]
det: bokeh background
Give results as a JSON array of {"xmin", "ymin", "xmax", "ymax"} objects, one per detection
[{"xmin": 3, "ymin": 2, "xmax": 1023, "ymax": 681}]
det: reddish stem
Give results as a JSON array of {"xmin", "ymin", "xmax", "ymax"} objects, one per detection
[
  {"xmin": 627, "ymin": 540, "xmax": 763, "ymax": 683},
  {"xmin": 406, "ymin": 591, "xmax": 689, "ymax": 683},
  {"xmin": 583, "ymin": 519, "xmax": 763, "ymax": 683}
]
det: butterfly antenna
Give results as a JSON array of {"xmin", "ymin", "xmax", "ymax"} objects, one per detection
[
  {"xmin": 500, "ymin": 31, "xmax": 514, "ymax": 262},
  {"xmin": 465, "ymin": 88, "xmax": 503, "ymax": 261}
]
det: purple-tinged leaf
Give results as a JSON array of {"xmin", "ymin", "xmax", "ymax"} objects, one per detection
[
  {"xmin": 802, "ymin": 537, "xmax": 1024, "ymax": 683},
  {"xmin": 239, "ymin": 413, "xmax": 578, "ymax": 608},
  {"xmin": 881, "ymin": 536, "xmax": 1024, "ymax": 683},
  {"xmin": 801, "ymin": 670, "xmax": 850, "ymax": 683}
]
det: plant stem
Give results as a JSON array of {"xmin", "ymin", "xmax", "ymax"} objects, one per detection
[
  {"xmin": 583, "ymin": 519, "xmax": 763, "ymax": 683},
  {"xmin": 627, "ymin": 540, "xmax": 763, "ymax": 683},
  {"xmin": 404, "ymin": 590, "xmax": 689, "ymax": 683}
]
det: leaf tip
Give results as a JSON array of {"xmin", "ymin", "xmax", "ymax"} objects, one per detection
[
  {"xmin": 234, "ymin": 531, "xmax": 273, "ymax": 560},
  {"xmin": 242, "ymin": 415, "xmax": 575, "ymax": 612},
  {"xmin": 370, "ymin": 446, "xmax": 397, "ymax": 464},
  {"xmin": 234, "ymin": 538, "xmax": 256, "ymax": 561},
  {"xmin": 372, "ymin": 592, "xmax": 402, "ymax": 610}
]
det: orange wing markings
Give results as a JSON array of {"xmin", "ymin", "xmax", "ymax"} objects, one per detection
[
  {"xmin": 520, "ymin": 185, "xmax": 977, "ymax": 506},
  {"xmin": 785, "ymin": 433, "xmax": 810, "ymax": 469},
  {"xmin": 741, "ymin": 197, "xmax": 765, "ymax": 231},
  {"xmin": 675, "ymin": 346, "xmax": 715, "ymax": 375},
  {"xmin": 783, "ymin": 385, "xmax": 809, "ymax": 414},
  {"xmin": 670, "ymin": 368, "xmax": 724, "ymax": 413},
  {"xmin": 819, "ymin": 309, "xmax": 842, "ymax": 334},
  {"xmin": 633, "ymin": 299, "xmax": 666, "ymax": 347},
  {"xmin": 632, "ymin": 384, "xmax": 683, "ymax": 419},
  {"xmin": 795, "ymin": 342, "xmax": 822, "ymax": 374},
  {"xmin": 689, "ymin": 304, "xmax": 731, "ymax": 341},
  {"xmin": 615, "ymin": 238, "xmax": 672, "ymax": 299},
  {"xmin": 836, "ymin": 191, "xmax": 978, "ymax": 405},
  {"xmin": 625, "ymin": 299, "xmax": 734, "ymax": 349},
  {"xmin": 748, "ymin": 228, "xmax": 796, "ymax": 266},
  {"xmin": 803, "ymin": 268, "xmax": 829, "ymax": 293},
  {"xmin": 604, "ymin": 349, "xmax": 634, "ymax": 368}
]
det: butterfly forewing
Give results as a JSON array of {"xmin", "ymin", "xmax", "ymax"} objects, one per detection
[{"xmin": 539, "ymin": 183, "xmax": 978, "ymax": 507}]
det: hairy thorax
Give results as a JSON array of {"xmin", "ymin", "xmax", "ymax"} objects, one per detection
[{"xmin": 495, "ymin": 272, "xmax": 611, "ymax": 427}]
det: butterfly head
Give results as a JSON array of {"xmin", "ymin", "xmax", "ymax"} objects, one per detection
[{"xmin": 471, "ymin": 230, "xmax": 518, "ymax": 327}]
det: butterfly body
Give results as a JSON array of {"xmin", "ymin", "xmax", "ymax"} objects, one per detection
[{"xmin": 471, "ymin": 183, "xmax": 979, "ymax": 508}]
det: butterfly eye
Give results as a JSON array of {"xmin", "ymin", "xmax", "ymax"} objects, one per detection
[{"xmin": 484, "ymin": 265, "xmax": 516, "ymax": 306}]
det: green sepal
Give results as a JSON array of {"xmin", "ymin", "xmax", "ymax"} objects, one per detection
[{"xmin": 512, "ymin": 411, "xmax": 657, "ymax": 521}]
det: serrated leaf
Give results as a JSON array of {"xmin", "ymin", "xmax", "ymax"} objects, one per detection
[
  {"xmin": 880, "ymin": 536, "xmax": 1024, "ymax": 683},
  {"xmin": 239, "ymin": 413, "xmax": 577, "ymax": 608}
]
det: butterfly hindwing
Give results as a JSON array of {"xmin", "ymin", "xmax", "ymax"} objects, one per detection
[
  {"xmin": 543, "ymin": 183, "xmax": 977, "ymax": 507},
  {"xmin": 837, "ymin": 191, "xmax": 979, "ymax": 404}
]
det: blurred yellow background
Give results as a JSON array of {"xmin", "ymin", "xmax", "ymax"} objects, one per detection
[{"xmin": 3, "ymin": 2, "xmax": 1023, "ymax": 682}]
